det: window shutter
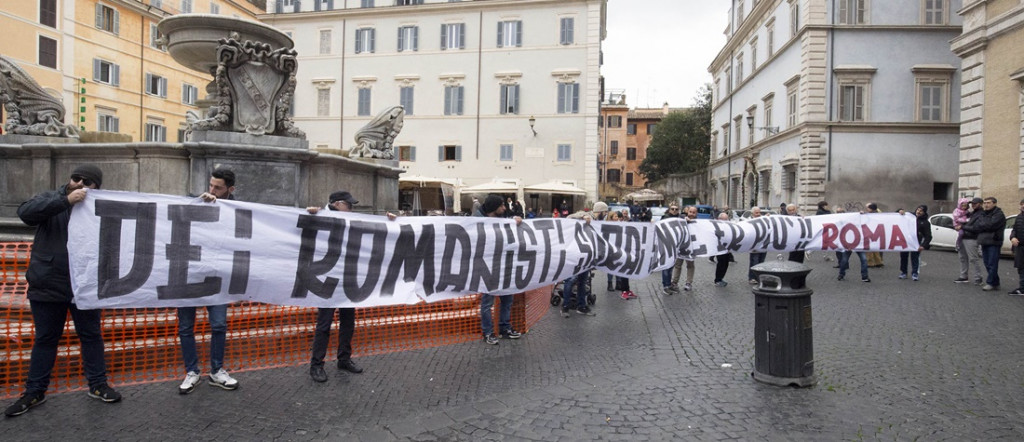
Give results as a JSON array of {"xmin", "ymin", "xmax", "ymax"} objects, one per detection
[
  {"xmin": 145, "ymin": 73, "xmax": 152, "ymax": 93},
  {"xmin": 572, "ymin": 83, "xmax": 579, "ymax": 113},
  {"xmin": 327, "ymin": 0, "xmax": 334, "ymax": 9},
  {"xmin": 515, "ymin": 21, "xmax": 522, "ymax": 47},
  {"xmin": 568, "ymin": 19, "xmax": 574, "ymax": 44},
  {"xmin": 369, "ymin": 28, "xmax": 375, "ymax": 53},
  {"xmin": 160, "ymin": 77, "xmax": 168, "ymax": 98},
  {"xmin": 410, "ymin": 146, "xmax": 416, "ymax": 162},
  {"xmin": 457, "ymin": 86, "xmax": 464, "ymax": 114},
  {"xmin": 276, "ymin": 0, "xmax": 282, "ymax": 13},
  {"xmin": 512, "ymin": 85, "xmax": 519, "ymax": 114},
  {"xmin": 293, "ymin": 0, "xmax": 300, "ymax": 12},
  {"xmin": 314, "ymin": 0, "xmax": 320, "ymax": 11},
  {"xmin": 497, "ymin": 22, "xmax": 503, "ymax": 47},
  {"xmin": 113, "ymin": 10, "xmax": 119, "ymax": 35},
  {"xmin": 455, "ymin": 145, "xmax": 462, "ymax": 161},
  {"xmin": 112, "ymin": 117, "xmax": 119, "ymax": 132},
  {"xmin": 112, "ymin": 63, "xmax": 120, "ymax": 86},
  {"xmin": 412, "ymin": 26, "xmax": 418, "ymax": 51},
  {"xmin": 458, "ymin": 24, "xmax": 465, "ymax": 49},
  {"xmin": 500, "ymin": 85, "xmax": 507, "ymax": 114},
  {"xmin": 355, "ymin": 29, "xmax": 362, "ymax": 53},
  {"xmin": 95, "ymin": 4, "xmax": 102, "ymax": 29},
  {"xmin": 93, "ymin": 59, "xmax": 101, "ymax": 81},
  {"xmin": 397, "ymin": 27, "xmax": 404, "ymax": 51},
  {"xmin": 438, "ymin": 145, "xmax": 444, "ymax": 161},
  {"xmin": 182, "ymin": 85, "xmax": 188, "ymax": 103},
  {"xmin": 444, "ymin": 87, "xmax": 451, "ymax": 114},
  {"xmin": 440, "ymin": 24, "xmax": 447, "ymax": 50},
  {"xmin": 557, "ymin": 83, "xmax": 565, "ymax": 113}
]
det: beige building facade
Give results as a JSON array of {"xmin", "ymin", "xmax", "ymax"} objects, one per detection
[
  {"xmin": 952, "ymin": 0, "xmax": 1024, "ymax": 205},
  {"xmin": 0, "ymin": 0, "xmax": 264, "ymax": 142}
]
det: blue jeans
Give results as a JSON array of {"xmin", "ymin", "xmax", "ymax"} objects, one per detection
[
  {"xmin": 562, "ymin": 274, "xmax": 589, "ymax": 310},
  {"xmin": 25, "ymin": 300, "xmax": 109, "ymax": 394},
  {"xmin": 981, "ymin": 245, "xmax": 1001, "ymax": 286},
  {"xmin": 661, "ymin": 268, "xmax": 672, "ymax": 288},
  {"xmin": 748, "ymin": 252, "xmax": 766, "ymax": 280},
  {"xmin": 839, "ymin": 251, "xmax": 868, "ymax": 279},
  {"xmin": 899, "ymin": 251, "xmax": 920, "ymax": 276},
  {"xmin": 177, "ymin": 305, "xmax": 228, "ymax": 373},
  {"xmin": 480, "ymin": 294, "xmax": 512, "ymax": 336}
]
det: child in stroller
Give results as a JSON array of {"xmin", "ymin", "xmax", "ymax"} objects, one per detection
[{"xmin": 550, "ymin": 270, "xmax": 596, "ymax": 316}]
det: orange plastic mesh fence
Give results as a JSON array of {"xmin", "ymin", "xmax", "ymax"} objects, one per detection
[{"xmin": 0, "ymin": 242, "xmax": 550, "ymax": 398}]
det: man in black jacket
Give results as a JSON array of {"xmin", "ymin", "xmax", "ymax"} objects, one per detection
[
  {"xmin": 1009, "ymin": 199, "xmax": 1024, "ymax": 295},
  {"xmin": 963, "ymin": 197, "xmax": 1006, "ymax": 291},
  {"xmin": 898, "ymin": 205, "xmax": 933, "ymax": 281},
  {"xmin": 5, "ymin": 165, "xmax": 121, "ymax": 417}
]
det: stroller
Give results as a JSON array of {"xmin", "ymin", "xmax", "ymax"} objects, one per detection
[{"xmin": 550, "ymin": 270, "xmax": 597, "ymax": 308}]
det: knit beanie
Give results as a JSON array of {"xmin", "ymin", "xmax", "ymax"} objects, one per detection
[{"xmin": 72, "ymin": 164, "xmax": 103, "ymax": 188}]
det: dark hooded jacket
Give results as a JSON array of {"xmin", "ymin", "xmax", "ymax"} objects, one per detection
[
  {"xmin": 963, "ymin": 204, "xmax": 1005, "ymax": 246},
  {"xmin": 915, "ymin": 205, "xmax": 933, "ymax": 249},
  {"xmin": 17, "ymin": 184, "xmax": 78, "ymax": 303}
]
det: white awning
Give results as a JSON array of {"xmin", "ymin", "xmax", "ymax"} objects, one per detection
[
  {"xmin": 399, "ymin": 175, "xmax": 455, "ymax": 187},
  {"xmin": 523, "ymin": 181, "xmax": 587, "ymax": 195},
  {"xmin": 460, "ymin": 181, "xmax": 520, "ymax": 193}
]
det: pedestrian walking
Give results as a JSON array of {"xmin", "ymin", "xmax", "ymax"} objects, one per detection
[
  {"xmin": 898, "ymin": 205, "xmax": 932, "ymax": 281},
  {"xmin": 661, "ymin": 204, "xmax": 683, "ymax": 291},
  {"xmin": 669, "ymin": 206, "xmax": 698, "ymax": 292},
  {"xmin": 713, "ymin": 212, "xmax": 733, "ymax": 287},
  {"xmin": 1008, "ymin": 199, "xmax": 1024, "ymax": 296},
  {"xmin": 476, "ymin": 194, "xmax": 524, "ymax": 344},
  {"xmin": 864, "ymin": 203, "xmax": 885, "ymax": 268}
]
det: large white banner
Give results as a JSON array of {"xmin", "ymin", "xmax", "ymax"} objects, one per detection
[{"xmin": 67, "ymin": 191, "xmax": 919, "ymax": 309}]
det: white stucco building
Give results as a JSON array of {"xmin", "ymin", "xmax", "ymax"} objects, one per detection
[
  {"xmin": 709, "ymin": 0, "xmax": 963, "ymax": 213},
  {"xmin": 260, "ymin": 0, "xmax": 606, "ymax": 212}
]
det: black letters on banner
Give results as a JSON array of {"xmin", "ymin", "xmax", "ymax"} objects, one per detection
[
  {"xmin": 96, "ymin": 200, "xmax": 157, "ymax": 299},
  {"xmin": 229, "ymin": 209, "xmax": 252, "ymax": 294},
  {"xmin": 291, "ymin": 215, "xmax": 345, "ymax": 299},
  {"xmin": 514, "ymin": 224, "xmax": 538, "ymax": 288},
  {"xmin": 470, "ymin": 223, "xmax": 504, "ymax": 293},
  {"xmin": 342, "ymin": 220, "xmax": 388, "ymax": 302},
  {"xmin": 381, "ymin": 224, "xmax": 436, "ymax": 296},
  {"xmin": 156, "ymin": 205, "xmax": 222, "ymax": 299},
  {"xmin": 436, "ymin": 224, "xmax": 471, "ymax": 293}
]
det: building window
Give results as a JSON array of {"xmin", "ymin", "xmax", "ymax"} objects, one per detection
[
  {"xmin": 923, "ymin": 0, "xmax": 947, "ymax": 25},
  {"xmin": 182, "ymin": 83, "xmax": 198, "ymax": 105},
  {"xmin": 838, "ymin": 0, "xmax": 867, "ymax": 25},
  {"xmin": 557, "ymin": 82, "xmax": 579, "ymax": 114},
  {"xmin": 210, "ymin": 2, "xmax": 220, "ymax": 14},
  {"xmin": 626, "ymin": 172, "xmax": 634, "ymax": 186},
  {"xmin": 397, "ymin": 0, "xmax": 424, "ymax": 5},
  {"xmin": 747, "ymin": 112, "xmax": 756, "ymax": 145},
  {"xmin": 40, "ymin": 0, "xmax": 57, "ymax": 28},
  {"xmin": 724, "ymin": 67, "xmax": 732, "ymax": 94},
  {"xmin": 441, "ymin": 23, "xmax": 465, "ymax": 50},
  {"xmin": 150, "ymin": 23, "xmax": 166, "ymax": 50},
  {"xmin": 145, "ymin": 73, "xmax": 168, "ymax": 98},
  {"xmin": 835, "ymin": 67, "xmax": 874, "ymax": 122},
  {"xmin": 500, "ymin": 84, "xmax": 519, "ymax": 114},
  {"xmin": 398, "ymin": 145, "xmax": 415, "ymax": 162},
  {"xmin": 145, "ymin": 122, "xmax": 167, "ymax": 142},
  {"xmin": 607, "ymin": 169, "xmax": 620, "ymax": 183},
  {"xmin": 177, "ymin": 127, "xmax": 187, "ymax": 142},
  {"xmin": 398, "ymin": 25, "xmax": 418, "ymax": 52},
  {"xmin": 92, "ymin": 59, "xmax": 119, "ymax": 86},
  {"xmin": 98, "ymin": 113, "xmax": 119, "ymax": 132},
  {"xmin": 933, "ymin": 181, "xmax": 953, "ymax": 200},
  {"xmin": 647, "ymin": 124, "xmax": 656, "ymax": 135},
  {"xmin": 734, "ymin": 117, "xmax": 743, "ymax": 150},
  {"xmin": 559, "ymin": 17, "xmax": 574, "ymax": 45},
  {"xmin": 790, "ymin": 1, "xmax": 799, "ymax": 38},
  {"xmin": 400, "ymin": 86, "xmax": 414, "ymax": 115},
  {"xmin": 361, "ymin": 0, "xmax": 374, "ymax": 7},
  {"xmin": 444, "ymin": 85, "xmax": 464, "ymax": 115},
  {"xmin": 750, "ymin": 39, "xmax": 758, "ymax": 72},
  {"xmin": 763, "ymin": 96, "xmax": 774, "ymax": 132},
  {"xmin": 914, "ymin": 67, "xmax": 952, "ymax": 122},
  {"xmin": 439, "ymin": 144, "xmax": 461, "ymax": 161},
  {"xmin": 95, "ymin": 3, "xmax": 119, "ymax": 34},
  {"xmin": 499, "ymin": 144, "xmax": 513, "ymax": 161},
  {"xmin": 557, "ymin": 143, "xmax": 572, "ymax": 162},
  {"xmin": 357, "ymin": 88, "xmax": 371, "ymax": 116},
  {"xmin": 626, "ymin": 147, "xmax": 636, "ymax": 161},
  {"xmin": 786, "ymin": 80, "xmax": 798, "ymax": 127},
  {"xmin": 355, "ymin": 28, "xmax": 376, "ymax": 54},
  {"xmin": 317, "ymin": 88, "xmax": 330, "ymax": 116},
  {"xmin": 314, "ymin": 0, "xmax": 333, "ymax": 11},
  {"xmin": 737, "ymin": 1, "xmax": 745, "ymax": 23},
  {"xmin": 918, "ymin": 83, "xmax": 942, "ymax": 122},
  {"xmin": 767, "ymin": 21, "xmax": 775, "ymax": 57},
  {"xmin": 838, "ymin": 85, "xmax": 864, "ymax": 121},
  {"xmin": 497, "ymin": 20, "xmax": 522, "ymax": 48},
  {"xmin": 610, "ymin": 140, "xmax": 619, "ymax": 156},
  {"xmin": 736, "ymin": 54, "xmax": 744, "ymax": 84},
  {"xmin": 38, "ymin": 36, "xmax": 57, "ymax": 69},
  {"xmin": 152, "ymin": 0, "xmax": 162, "ymax": 8},
  {"xmin": 180, "ymin": 0, "xmax": 192, "ymax": 13},
  {"xmin": 626, "ymin": 123, "xmax": 636, "ymax": 134},
  {"xmin": 608, "ymin": 116, "xmax": 622, "ymax": 128},
  {"xmin": 722, "ymin": 123, "xmax": 730, "ymax": 156},
  {"xmin": 319, "ymin": 29, "xmax": 332, "ymax": 55}
]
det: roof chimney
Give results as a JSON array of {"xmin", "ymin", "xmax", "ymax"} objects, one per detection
[{"xmin": 662, "ymin": 102, "xmax": 669, "ymax": 115}]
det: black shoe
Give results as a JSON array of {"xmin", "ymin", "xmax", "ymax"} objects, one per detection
[
  {"xmin": 310, "ymin": 364, "xmax": 328, "ymax": 382},
  {"xmin": 576, "ymin": 307, "xmax": 596, "ymax": 316},
  {"xmin": 500, "ymin": 329, "xmax": 522, "ymax": 339},
  {"xmin": 560, "ymin": 306, "xmax": 570, "ymax": 318},
  {"xmin": 86, "ymin": 384, "xmax": 122, "ymax": 403},
  {"xmin": 607, "ymin": 283, "xmax": 614, "ymax": 291},
  {"xmin": 837, "ymin": 275, "xmax": 845, "ymax": 281},
  {"xmin": 337, "ymin": 359, "xmax": 364, "ymax": 374},
  {"xmin": 954, "ymin": 278, "xmax": 969, "ymax": 283},
  {"xmin": 483, "ymin": 334, "xmax": 499, "ymax": 345},
  {"xmin": 861, "ymin": 277, "xmax": 871, "ymax": 283},
  {"xmin": 4, "ymin": 392, "xmax": 45, "ymax": 417}
]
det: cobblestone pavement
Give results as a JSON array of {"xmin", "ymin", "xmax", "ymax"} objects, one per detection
[{"xmin": 4, "ymin": 250, "xmax": 1024, "ymax": 441}]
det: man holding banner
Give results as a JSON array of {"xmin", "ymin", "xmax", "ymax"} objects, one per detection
[
  {"xmin": 177, "ymin": 169, "xmax": 240, "ymax": 394},
  {"xmin": 5, "ymin": 165, "xmax": 121, "ymax": 417},
  {"xmin": 476, "ymin": 194, "xmax": 523, "ymax": 344}
]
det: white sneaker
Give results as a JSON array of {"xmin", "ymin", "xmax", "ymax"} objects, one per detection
[
  {"xmin": 208, "ymin": 368, "xmax": 239, "ymax": 390},
  {"xmin": 179, "ymin": 371, "xmax": 201, "ymax": 394}
]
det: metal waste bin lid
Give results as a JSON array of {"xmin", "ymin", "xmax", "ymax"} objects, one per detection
[{"xmin": 751, "ymin": 258, "xmax": 812, "ymax": 295}]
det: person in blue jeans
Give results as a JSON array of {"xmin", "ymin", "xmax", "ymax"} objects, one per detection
[
  {"xmin": 476, "ymin": 194, "xmax": 524, "ymax": 344},
  {"xmin": 561, "ymin": 272, "xmax": 595, "ymax": 317},
  {"xmin": 177, "ymin": 168, "xmax": 239, "ymax": 394},
  {"xmin": 899, "ymin": 205, "xmax": 932, "ymax": 281},
  {"xmin": 962, "ymin": 197, "xmax": 1006, "ymax": 291},
  {"xmin": 838, "ymin": 251, "xmax": 870, "ymax": 282}
]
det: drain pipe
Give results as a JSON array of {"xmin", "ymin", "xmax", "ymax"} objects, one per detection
[{"xmin": 826, "ymin": 0, "xmax": 835, "ymax": 183}]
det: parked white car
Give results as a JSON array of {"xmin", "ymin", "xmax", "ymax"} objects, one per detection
[{"xmin": 928, "ymin": 213, "xmax": 1016, "ymax": 257}]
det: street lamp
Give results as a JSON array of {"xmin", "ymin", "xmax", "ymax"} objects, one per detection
[
  {"xmin": 746, "ymin": 115, "xmax": 779, "ymax": 135},
  {"xmin": 528, "ymin": 115, "xmax": 537, "ymax": 136}
]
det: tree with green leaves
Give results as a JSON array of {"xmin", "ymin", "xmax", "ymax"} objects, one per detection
[{"xmin": 638, "ymin": 84, "xmax": 712, "ymax": 183}]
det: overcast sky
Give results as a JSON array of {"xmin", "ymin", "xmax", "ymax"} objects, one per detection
[{"xmin": 601, "ymin": 0, "xmax": 731, "ymax": 109}]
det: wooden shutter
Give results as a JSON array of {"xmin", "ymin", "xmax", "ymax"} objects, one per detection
[
  {"xmin": 440, "ymin": 24, "xmax": 447, "ymax": 50},
  {"xmin": 455, "ymin": 145, "xmax": 462, "ymax": 161},
  {"xmin": 355, "ymin": 29, "xmax": 362, "ymax": 53}
]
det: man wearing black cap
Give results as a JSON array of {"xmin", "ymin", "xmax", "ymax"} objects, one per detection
[
  {"xmin": 476, "ymin": 194, "xmax": 524, "ymax": 344},
  {"xmin": 962, "ymin": 197, "xmax": 1006, "ymax": 291},
  {"xmin": 957, "ymin": 197, "xmax": 986, "ymax": 285},
  {"xmin": 177, "ymin": 168, "xmax": 239, "ymax": 394},
  {"xmin": 305, "ymin": 191, "xmax": 396, "ymax": 382},
  {"xmin": 5, "ymin": 165, "xmax": 122, "ymax": 417}
]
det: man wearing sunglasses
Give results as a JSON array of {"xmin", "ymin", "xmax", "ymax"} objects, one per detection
[
  {"xmin": 177, "ymin": 168, "xmax": 240, "ymax": 394},
  {"xmin": 6, "ymin": 165, "xmax": 122, "ymax": 417}
]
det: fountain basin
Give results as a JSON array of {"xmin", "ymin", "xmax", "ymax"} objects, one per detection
[{"xmin": 158, "ymin": 14, "xmax": 294, "ymax": 74}]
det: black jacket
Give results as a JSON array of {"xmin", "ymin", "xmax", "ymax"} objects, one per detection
[
  {"xmin": 1010, "ymin": 212, "xmax": 1024, "ymax": 268},
  {"xmin": 17, "ymin": 185, "xmax": 77, "ymax": 303},
  {"xmin": 916, "ymin": 213, "xmax": 933, "ymax": 249},
  {"xmin": 963, "ymin": 206, "xmax": 1006, "ymax": 246}
]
